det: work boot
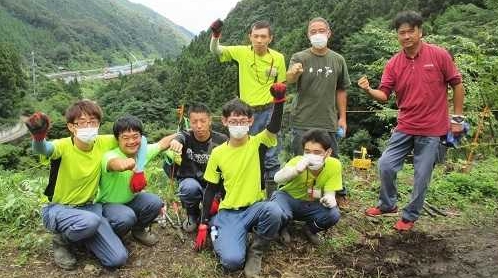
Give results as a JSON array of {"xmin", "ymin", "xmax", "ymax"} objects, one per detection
[
  {"xmin": 303, "ymin": 225, "xmax": 322, "ymax": 246},
  {"xmin": 182, "ymin": 214, "xmax": 199, "ymax": 233},
  {"xmin": 336, "ymin": 195, "xmax": 350, "ymax": 210},
  {"xmin": 244, "ymin": 236, "xmax": 269, "ymax": 278},
  {"xmin": 132, "ymin": 226, "xmax": 158, "ymax": 247},
  {"xmin": 52, "ymin": 233, "xmax": 77, "ymax": 270}
]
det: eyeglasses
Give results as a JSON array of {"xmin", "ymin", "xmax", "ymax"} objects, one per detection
[
  {"xmin": 119, "ymin": 134, "xmax": 141, "ymax": 142},
  {"xmin": 251, "ymin": 50, "xmax": 275, "ymax": 85},
  {"xmin": 227, "ymin": 120, "xmax": 251, "ymax": 126},
  {"xmin": 73, "ymin": 120, "xmax": 100, "ymax": 128}
]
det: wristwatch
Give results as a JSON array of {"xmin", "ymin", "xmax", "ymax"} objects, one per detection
[{"xmin": 451, "ymin": 114, "xmax": 465, "ymax": 124}]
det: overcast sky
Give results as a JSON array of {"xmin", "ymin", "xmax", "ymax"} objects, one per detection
[{"xmin": 128, "ymin": 0, "xmax": 241, "ymax": 34}]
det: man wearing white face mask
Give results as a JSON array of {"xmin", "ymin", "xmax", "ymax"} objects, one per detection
[
  {"xmin": 25, "ymin": 100, "xmax": 128, "ymax": 270},
  {"xmin": 286, "ymin": 17, "xmax": 351, "ymax": 208},
  {"xmin": 272, "ymin": 129, "xmax": 342, "ymax": 245}
]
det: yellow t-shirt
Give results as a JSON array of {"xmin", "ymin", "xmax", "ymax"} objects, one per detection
[
  {"xmin": 278, "ymin": 156, "xmax": 342, "ymax": 201},
  {"xmin": 49, "ymin": 135, "xmax": 117, "ymax": 205},
  {"xmin": 203, "ymin": 131, "xmax": 277, "ymax": 209},
  {"xmin": 220, "ymin": 45, "xmax": 286, "ymax": 106}
]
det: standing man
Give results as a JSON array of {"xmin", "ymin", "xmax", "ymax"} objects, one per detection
[
  {"xmin": 286, "ymin": 17, "xmax": 351, "ymax": 206},
  {"xmin": 209, "ymin": 19, "xmax": 286, "ymax": 194},
  {"xmin": 96, "ymin": 115, "xmax": 176, "ymax": 246},
  {"xmin": 25, "ymin": 100, "xmax": 128, "ymax": 269},
  {"xmin": 167, "ymin": 103, "xmax": 228, "ymax": 232},
  {"xmin": 358, "ymin": 11, "xmax": 465, "ymax": 231},
  {"xmin": 194, "ymin": 82, "xmax": 287, "ymax": 278}
]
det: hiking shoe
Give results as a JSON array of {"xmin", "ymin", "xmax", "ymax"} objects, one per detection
[
  {"xmin": 336, "ymin": 195, "xmax": 350, "ymax": 210},
  {"xmin": 303, "ymin": 226, "xmax": 322, "ymax": 246},
  {"xmin": 52, "ymin": 233, "xmax": 77, "ymax": 270},
  {"xmin": 393, "ymin": 219, "xmax": 415, "ymax": 231},
  {"xmin": 182, "ymin": 214, "xmax": 198, "ymax": 233},
  {"xmin": 280, "ymin": 226, "xmax": 291, "ymax": 244},
  {"xmin": 132, "ymin": 227, "xmax": 159, "ymax": 246},
  {"xmin": 365, "ymin": 206, "xmax": 398, "ymax": 217}
]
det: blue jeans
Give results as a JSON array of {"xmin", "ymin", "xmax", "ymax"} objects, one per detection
[
  {"xmin": 291, "ymin": 127, "xmax": 347, "ymax": 196},
  {"xmin": 271, "ymin": 191, "xmax": 340, "ymax": 233},
  {"xmin": 249, "ymin": 107, "xmax": 281, "ymax": 180},
  {"xmin": 377, "ymin": 131, "xmax": 441, "ymax": 221},
  {"xmin": 211, "ymin": 201, "xmax": 282, "ymax": 271},
  {"xmin": 42, "ymin": 203, "xmax": 128, "ymax": 267},
  {"xmin": 102, "ymin": 192, "xmax": 163, "ymax": 237},
  {"xmin": 177, "ymin": 178, "xmax": 204, "ymax": 216}
]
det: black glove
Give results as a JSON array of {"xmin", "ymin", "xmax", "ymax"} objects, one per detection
[
  {"xmin": 25, "ymin": 112, "xmax": 50, "ymax": 141},
  {"xmin": 210, "ymin": 19, "xmax": 223, "ymax": 38},
  {"xmin": 270, "ymin": 82, "xmax": 287, "ymax": 103}
]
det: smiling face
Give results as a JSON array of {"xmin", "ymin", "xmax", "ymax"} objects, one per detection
[
  {"xmin": 118, "ymin": 129, "xmax": 142, "ymax": 157},
  {"xmin": 397, "ymin": 23, "xmax": 422, "ymax": 51}
]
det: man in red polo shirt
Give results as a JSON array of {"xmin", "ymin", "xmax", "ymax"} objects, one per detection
[{"xmin": 358, "ymin": 10, "xmax": 465, "ymax": 231}]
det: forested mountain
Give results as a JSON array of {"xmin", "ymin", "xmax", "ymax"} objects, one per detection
[{"xmin": 0, "ymin": 0, "xmax": 193, "ymax": 71}]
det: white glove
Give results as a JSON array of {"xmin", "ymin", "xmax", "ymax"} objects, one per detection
[
  {"xmin": 295, "ymin": 156, "xmax": 310, "ymax": 173},
  {"xmin": 320, "ymin": 192, "xmax": 337, "ymax": 208}
]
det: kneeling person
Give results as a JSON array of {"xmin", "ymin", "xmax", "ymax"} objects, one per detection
[
  {"xmin": 96, "ymin": 115, "xmax": 174, "ymax": 246},
  {"xmin": 272, "ymin": 129, "xmax": 341, "ymax": 245}
]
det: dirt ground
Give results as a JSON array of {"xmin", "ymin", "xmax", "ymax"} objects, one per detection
[{"xmin": 1, "ymin": 207, "xmax": 497, "ymax": 278}]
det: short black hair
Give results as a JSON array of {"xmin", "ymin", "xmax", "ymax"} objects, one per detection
[
  {"xmin": 222, "ymin": 98, "xmax": 253, "ymax": 118},
  {"xmin": 113, "ymin": 115, "xmax": 143, "ymax": 139},
  {"xmin": 393, "ymin": 10, "xmax": 423, "ymax": 30},
  {"xmin": 301, "ymin": 129, "xmax": 332, "ymax": 150},
  {"xmin": 250, "ymin": 20, "xmax": 273, "ymax": 36},
  {"xmin": 188, "ymin": 103, "xmax": 211, "ymax": 116}
]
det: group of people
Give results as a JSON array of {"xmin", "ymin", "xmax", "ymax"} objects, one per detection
[{"xmin": 25, "ymin": 10, "xmax": 465, "ymax": 277}]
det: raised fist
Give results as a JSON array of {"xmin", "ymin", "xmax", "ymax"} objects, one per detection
[
  {"xmin": 210, "ymin": 19, "xmax": 223, "ymax": 38},
  {"xmin": 270, "ymin": 82, "xmax": 286, "ymax": 103},
  {"xmin": 25, "ymin": 112, "xmax": 50, "ymax": 141}
]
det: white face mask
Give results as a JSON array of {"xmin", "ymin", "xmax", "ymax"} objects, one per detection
[
  {"xmin": 228, "ymin": 125, "xmax": 249, "ymax": 139},
  {"xmin": 309, "ymin": 33, "xmax": 328, "ymax": 49},
  {"xmin": 304, "ymin": 153, "xmax": 325, "ymax": 170},
  {"xmin": 76, "ymin": 127, "xmax": 99, "ymax": 144}
]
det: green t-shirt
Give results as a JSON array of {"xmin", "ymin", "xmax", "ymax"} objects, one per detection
[
  {"xmin": 203, "ymin": 131, "xmax": 277, "ymax": 209},
  {"xmin": 49, "ymin": 135, "xmax": 117, "ymax": 205},
  {"xmin": 96, "ymin": 144, "xmax": 160, "ymax": 204},
  {"xmin": 278, "ymin": 156, "xmax": 343, "ymax": 201},
  {"xmin": 289, "ymin": 48, "xmax": 351, "ymax": 131},
  {"xmin": 220, "ymin": 45, "xmax": 286, "ymax": 106}
]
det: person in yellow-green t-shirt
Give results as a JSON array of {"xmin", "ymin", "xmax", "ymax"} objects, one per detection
[
  {"xmin": 209, "ymin": 18, "xmax": 286, "ymax": 193},
  {"xmin": 194, "ymin": 82, "xmax": 287, "ymax": 278},
  {"xmin": 272, "ymin": 129, "xmax": 342, "ymax": 246},
  {"xmin": 96, "ymin": 115, "xmax": 175, "ymax": 247},
  {"xmin": 25, "ymin": 100, "xmax": 127, "ymax": 270}
]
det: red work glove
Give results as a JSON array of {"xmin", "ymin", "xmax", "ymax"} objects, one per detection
[
  {"xmin": 209, "ymin": 198, "xmax": 220, "ymax": 216},
  {"xmin": 25, "ymin": 112, "xmax": 50, "ymax": 141},
  {"xmin": 210, "ymin": 19, "xmax": 223, "ymax": 38},
  {"xmin": 194, "ymin": 223, "xmax": 208, "ymax": 251},
  {"xmin": 130, "ymin": 171, "xmax": 147, "ymax": 193},
  {"xmin": 270, "ymin": 82, "xmax": 287, "ymax": 103}
]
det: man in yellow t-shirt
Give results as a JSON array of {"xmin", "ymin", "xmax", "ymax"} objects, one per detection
[
  {"xmin": 26, "ymin": 100, "xmax": 127, "ymax": 270},
  {"xmin": 272, "ymin": 129, "xmax": 342, "ymax": 245},
  {"xmin": 209, "ymin": 19, "xmax": 286, "ymax": 193},
  {"xmin": 194, "ymin": 82, "xmax": 287, "ymax": 278}
]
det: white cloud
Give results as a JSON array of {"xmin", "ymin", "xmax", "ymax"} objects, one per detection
[{"xmin": 128, "ymin": 0, "xmax": 241, "ymax": 34}]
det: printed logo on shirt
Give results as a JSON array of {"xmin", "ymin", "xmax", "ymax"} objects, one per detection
[
  {"xmin": 186, "ymin": 148, "xmax": 210, "ymax": 164},
  {"xmin": 308, "ymin": 67, "xmax": 334, "ymax": 77},
  {"xmin": 423, "ymin": 64, "xmax": 435, "ymax": 68}
]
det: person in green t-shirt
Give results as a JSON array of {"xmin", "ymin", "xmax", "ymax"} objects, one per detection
[
  {"xmin": 96, "ymin": 115, "xmax": 175, "ymax": 247},
  {"xmin": 25, "ymin": 100, "xmax": 127, "ymax": 270},
  {"xmin": 209, "ymin": 18, "xmax": 287, "ymax": 194},
  {"xmin": 286, "ymin": 17, "xmax": 351, "ymax": 208},
  {"xmin": 272, "ymin": 129, "xmax": 342, "ymax": 245},
  {"xmin": 194, "ymin": 82, "xmax": 287, "ymax": 278}
]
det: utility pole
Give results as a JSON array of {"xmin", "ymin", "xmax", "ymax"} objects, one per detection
[{"xmin": 31, "ymin": 51, "xmax": 36, "ymax": 96}]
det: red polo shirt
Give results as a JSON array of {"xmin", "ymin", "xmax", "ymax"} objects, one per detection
[{"xmin": 379, "ymin": 42, "xmax": 462, "ymax": 136}]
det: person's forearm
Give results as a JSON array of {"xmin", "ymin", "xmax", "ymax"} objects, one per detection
[
  {"xmin": 365, "ymin": 87, "xmax": 388, "ymax": 102},
  {"xmin": 452, "ymin": 83, "xmax": 464, "ymax": 115},
  {"xmin": 336, "ymin": 89, "xmax": 347, "ymax": 120},
  {"xmin": 209, "ymin": 36, "xmax": 224, "ymax": 55},
  {"xmin": 158, "ymin": 134, "xmax": 177, "ymax": 151},
  {"xmin": 32, "ymin": 140, "xmax": 54, "ymax": 157},
  {"xmin": 200, "ymin": 182, "xmax": 218, "ymax": 223},
  {"xmin": 286, "ymin": 71, "xmax": 299, "ymax": 84},
  {"xmin": 266, "ymin": 102, "xmax": 283, "ymax": 134},
  {"xmin": 274, "ymin": 166, "xmax": 299, "ymax": 184}
]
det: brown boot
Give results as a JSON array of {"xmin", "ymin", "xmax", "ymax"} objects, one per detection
[
  {"xmin": 244, "ymin": 236, "xmax": 269, "ymax": 277},
  {"xmin": 52, "ymin": 233, "xmax": 77, "ymax": 270},
  {"xmin": 132, "ymin": 227, "xmax": 159, "ymax": 246},
  {"xmin": 336, "ymin": 195, "xmax": 350, "ymax": 210}
]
